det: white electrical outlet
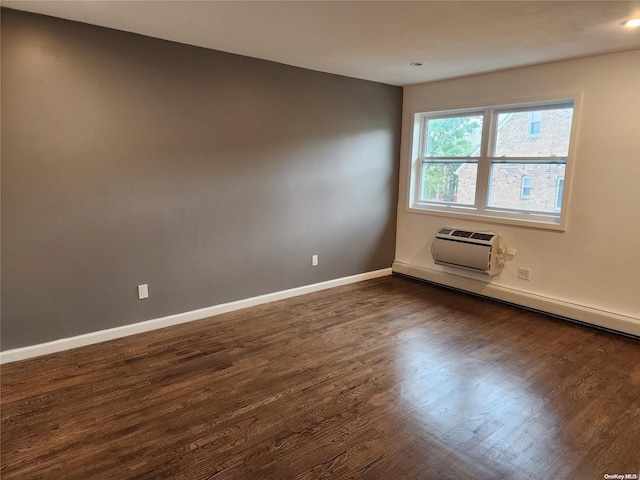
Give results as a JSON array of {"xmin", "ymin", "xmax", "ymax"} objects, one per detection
[
  {"xmin": 517, "ymin": 268, "xmax": 531, "ymax": 281},
  {"xmin": 138, "ymin": 284, "xmax": 149, "ymax": 299},
  {"xmin": 312, "ymin": 254, "xmax": 318, "ymax": 266}
]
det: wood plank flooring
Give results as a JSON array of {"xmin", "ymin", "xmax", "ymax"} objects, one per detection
[{"xmin": 2, "ymin": 275, "xmax": 639, "ymax": 479}]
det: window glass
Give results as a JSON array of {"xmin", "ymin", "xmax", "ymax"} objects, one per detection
[
  {"xmin": 521, "ymin": 176, "xmax": 532, "ymax": 198},
  {"xmin": 425, "ymin": 115, "xmax": 483, "ymax": 157},
  {"xmin": 488, "ymin": 164, "xmax": 566, "ymax": 214},
  {"xmin": 528, "ymin": 111, "xmax": 542, "ymax": 136},
  {"xmin": 555, "ymin": 178, "xmax": 565, "ymax": 210},
  {"xmin": 421, "ymin": 163, "xmax": 476, "ymax": 204},
  {"xmin": 494, "ymin": 108, "xmax": 573, "ymax": 158}
]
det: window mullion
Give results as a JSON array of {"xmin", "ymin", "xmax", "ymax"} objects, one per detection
[{"xmin": 475, "ymin": 109, "xmax": 494, "ymax": 213}]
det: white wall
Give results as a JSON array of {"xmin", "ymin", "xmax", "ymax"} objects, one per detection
[{"xmin": 395, "ymin": 50, "xmax": 640, "ymax": 334}]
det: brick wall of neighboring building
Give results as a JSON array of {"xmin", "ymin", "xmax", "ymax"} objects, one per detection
[
  {"xmin": 457, "ymin": 164, "xmax": 477, "ymax": 204},
  {"xmin": 495, "ymin": 109, "xmax": 572, "ymax": 157},
  {"xmin": 488, "ymin": 164, "xmax": 565, "ymax": 213}
]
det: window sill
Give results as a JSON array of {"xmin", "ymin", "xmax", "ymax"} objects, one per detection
[{"xmin": 407, "ymin": 203, "xmax": 566, "ymax": 232}]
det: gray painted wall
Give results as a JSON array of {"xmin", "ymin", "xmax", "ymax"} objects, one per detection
[{"xmin": 1, "ymin": 9, "xmax": 402, "ymax": 350}]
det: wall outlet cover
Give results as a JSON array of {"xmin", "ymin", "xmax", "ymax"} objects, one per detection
[
  {"xmin": 517, "ymin": 268, "xmax": 531, "ymax": 281},
  {"xmin": 138, "ymin": 284, "xmax": 149, "ymax": 299}
]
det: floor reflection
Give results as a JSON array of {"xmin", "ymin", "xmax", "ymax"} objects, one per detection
[{"xmin": 394, "ymin": 327, "xmax": 564, "ymax": 477}]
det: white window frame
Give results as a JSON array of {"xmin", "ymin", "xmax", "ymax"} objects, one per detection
[{"xmin": 407, "ymin": 96, "xmax": 579, "ymax": 231}]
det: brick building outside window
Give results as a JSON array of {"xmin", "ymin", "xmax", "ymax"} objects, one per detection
[{"xmin": 455, "ymin": 108, "xmax": 572, "ymax": 213}]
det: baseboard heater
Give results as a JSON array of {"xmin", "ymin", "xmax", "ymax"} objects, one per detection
[{"xmin": 432, "ymin": 227, "xmax": 503, "ymax": 276}]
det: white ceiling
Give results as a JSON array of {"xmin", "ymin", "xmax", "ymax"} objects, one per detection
[{"xmin": 3, "ymin": 1, "xmax": 640, "ymax": 86}]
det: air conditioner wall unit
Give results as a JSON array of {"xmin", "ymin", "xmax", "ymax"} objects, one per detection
[{"xmin": 432, "ymin": 228, "xmax": 503, "ymax": 276}]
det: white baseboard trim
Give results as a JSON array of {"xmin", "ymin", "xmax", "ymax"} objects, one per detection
[
  {"xmin": 392, "ymin": 261, "xmax": 640, "ymax": 338},
  {"xmin": 0, "ymin": 268, "xmax": 392, "ymax": 364}
]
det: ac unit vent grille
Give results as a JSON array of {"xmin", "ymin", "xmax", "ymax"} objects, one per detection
[
  {"xmin": 452, "ymin": 230, "xmax": 473, "ymax": 238},
  {"xmin": 470, "ymin": 233, "xmax": 495, "ymax": 241}
]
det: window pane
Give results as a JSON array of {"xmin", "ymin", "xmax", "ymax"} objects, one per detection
[
  {"xmin": 528, "ymin": 111, "xmax": 542, "ymax": 136},
  {"xmin": 521, "ymin": 176, "xmax": 532, "ymax": 198},
  {"xmin": 488, "ymin": 163, "xmax": 566, "ymax": 213},
  {"xmin": 495, "ymin": 107, "xmax": 573, "ymax": 157},
  {"xmin": 555, "ymin": 178, "xmax": 564, "ymax": 209},
  {"xmin": 425, "ymin": 115, "xmax": 483, "ymax": 157},
  {"xmin": 421, "ymin": 162, "xmax": 476, "ymax": 205}
]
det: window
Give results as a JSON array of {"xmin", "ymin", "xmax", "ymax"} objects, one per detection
[
  {"xmin": 520, "ymin": 176, "xmax": 532, "ymax": 198},
  {"xmin": 409, "ymin": 99, "xmax": 576, "ymax": 229},
  {"xmin": 419, "ymin": 114, "xmax": 483, "ymax": 205},
  {"xmin": 555, "ymin": 178, "xmax": 564, "ymax": 210},
  {"xmin": 528, "ymin": 110, "xmax": 542, "ymax": 136}
]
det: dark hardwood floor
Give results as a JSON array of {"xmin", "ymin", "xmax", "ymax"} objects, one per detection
[{"xmin": 2, "ymin": 275, "xmax": 639, "ymax": 479}]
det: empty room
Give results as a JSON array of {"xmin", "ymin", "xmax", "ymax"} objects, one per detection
[{"xmin": 1, "ymin": 2, "xmax": 639, "ymax": 479}]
